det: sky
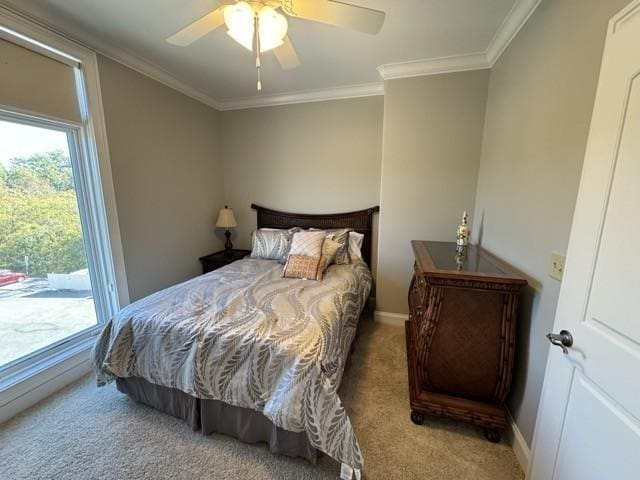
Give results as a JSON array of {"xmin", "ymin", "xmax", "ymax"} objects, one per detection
[{"xmin": 0, "ymin": 120, "xmax": 69, "ymax": 166}]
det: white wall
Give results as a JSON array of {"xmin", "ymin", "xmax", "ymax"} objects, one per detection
[
  {"xmin": 47, "ymin": 272, "xmax": 91, "ymax": 291},
  {"xmin": 376, "ymin": 70, "xmax": 490, "ymax": 314},
  {"xmin": 219, "ymin": 97, "xmax": 384, "ymax": 276},
  {"xmin": 98, "ymin": 56, "xmax": 225, "ymax": 301},
  {"xmin": 472, "ymin": 0, "xmax": 630, "ymax": 445}
]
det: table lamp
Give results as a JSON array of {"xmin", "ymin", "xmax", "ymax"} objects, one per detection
[{"xmin": 216, "ymin": 206, "xmax": 238, "ymax": 255}]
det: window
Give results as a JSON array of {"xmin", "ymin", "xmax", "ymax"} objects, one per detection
[
  {"xmin": 0, "ymin": 117, "xmax": 99, "ymax": 368},
  {"xmin": 0, "ymin": 12, "xmax": 127, "ymax": 393}
]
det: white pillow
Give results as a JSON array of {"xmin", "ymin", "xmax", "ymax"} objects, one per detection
[{"xmin": 349, "ymin": 232, "xmax": 364, "ymax": 260}]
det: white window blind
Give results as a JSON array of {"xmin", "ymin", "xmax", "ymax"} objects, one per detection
[{"xmin": 0, "ymin": 37, "xmax": 81, "ymax": 123}]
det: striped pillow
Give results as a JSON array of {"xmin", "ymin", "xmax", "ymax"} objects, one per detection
[{"xmin": 327, "ymin": 229, "xmax": 351, "ymax": 265}]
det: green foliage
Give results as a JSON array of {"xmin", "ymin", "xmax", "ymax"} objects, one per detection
[
  {"xmin": 0, "ymin": 151, "xmax": 87, "ymax": 277},
  {"xmin": 8, "ymin": 150, "xmax": 74, "ymax": 191},
  {"xmin": 4, "ymin": 166, "xmax": 55, "ymax": 194}
]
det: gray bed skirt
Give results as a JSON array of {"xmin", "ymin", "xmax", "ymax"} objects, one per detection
[{"xmin": 116, "ymin": 376, "xmax": 317, "ymax": 463}]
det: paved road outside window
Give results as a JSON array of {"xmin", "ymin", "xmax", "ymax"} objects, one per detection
[{"xmin": 0, "ymin": 279, "xmax": 96, "ymax": 366}]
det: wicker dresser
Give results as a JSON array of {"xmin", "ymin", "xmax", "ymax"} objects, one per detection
[{"xmin": 406, "ymin": 240, "xmax": 527, "ymax": 442}]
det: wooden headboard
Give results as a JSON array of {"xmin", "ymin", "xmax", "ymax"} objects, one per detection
[{"xmin": 251, "ymin": 204, "xmax": 380, "ymax": 267}]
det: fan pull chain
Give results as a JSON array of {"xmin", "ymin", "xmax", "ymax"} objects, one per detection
[{"xmin": 254, "ymin": 15, "xmax": 262, "ymax": 92}]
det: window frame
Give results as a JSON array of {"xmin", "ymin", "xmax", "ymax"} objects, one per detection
[
  {"xmin": 0, "ymin": 111, "xmax": 108, "ymax": 381},
  {"xmin": 0, "ymin": 7, "xmax": 128, "ymax": 392}
]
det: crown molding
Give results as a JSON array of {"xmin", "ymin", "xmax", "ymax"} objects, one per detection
[
  {"xmin": 0, "ymin": 2, "xmax": 223, "ymax": 110},
  {"xmin": 90, "ymin": 41, "xmax": 223, "ymax": 110},
  {"xmin": 377, "ymin": 52, "xmax": 490, "ymax": 81},
  {"xmin": 376, "ymin": 0, "xmax": 540, "ymax": 81},
  {"xmin": 1, "ymin": 0, "xmax": 540, "ymax": 111},
  {"xmin": 216, "ymin": 82, "xmax": 384, "ymax": 111},
  {"xmin": 486, "ymin": 0, "xmax": 541, "ymax": 66}
]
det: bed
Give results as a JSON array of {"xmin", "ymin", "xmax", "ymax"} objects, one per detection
[{"xmin": 91, "ymin": 204, "xmax": 379, "ymax": 478}]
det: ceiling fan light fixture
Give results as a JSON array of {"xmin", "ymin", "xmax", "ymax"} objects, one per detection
[
  {"xmin": 258, "ymin": 6, "xmax": 288, "ymax": 52},
  {"xmin": 226, "ymin": 28, "xmax": 254, "ymax": 51},
  {"xmin": 223, "ymin": 2, "xmax": 287, "ymax": 53},
  {"xmin": 224, "ymin": 1, "xmax": 254, "ymax": 51}
]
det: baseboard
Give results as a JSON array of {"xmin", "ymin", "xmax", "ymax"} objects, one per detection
[
  {"xmin": 0, "ymin": 347, "xmax": 92, "ymax": 425},
  {"xmin": 506, "ymin": 408, "xmax": 531, "ymax": 473},
  {"xmin": 374, "ymin": 310, "xmax": 408, "ymax": 326}
]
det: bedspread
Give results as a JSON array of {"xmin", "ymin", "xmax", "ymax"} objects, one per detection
[{"xmin": 92, "ymin": 258, "xmax": 372, "ymax": 471}]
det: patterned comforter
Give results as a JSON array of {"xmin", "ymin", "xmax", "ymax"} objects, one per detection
[{"xmin": 92, "ymin": 258, "xmax": 372, "ymax": 471}]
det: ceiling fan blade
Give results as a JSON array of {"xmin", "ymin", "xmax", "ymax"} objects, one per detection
[
  {"xmin": 287, "ymin": 0, "xmax": 385, "ymax": 35},
  {"xmin": 273, "ymin": 35, "xmax": 301, "ymax": 70},
  {"xmin": 166, "ymin": 5, "xmax": 229, "ymax": 46}
]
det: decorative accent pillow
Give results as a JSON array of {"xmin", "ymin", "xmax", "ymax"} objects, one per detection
[
  {"xmin": 327, "ymin": 229, "xmax": 351, "ymax": 265},
  {"xmin": 251, "ymin": 228, "xmax": 297, "ymax": 262},
  {"xmin": 321, "ymin": 238, "xmax": 341, "ymax": 266},
  {"xmin": 288, "ymin": 231, "xmax": 326, "ymax": 257},
  {"xmin": 310, "ymin": 228, "xmax": 351, "ymax": 265},
  {"xmin": 282, "ymin": 255, "xmax": 328, "ymax": 281}
]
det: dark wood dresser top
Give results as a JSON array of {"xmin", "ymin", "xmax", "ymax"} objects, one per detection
[{"xmin": 411, "ymin": 240, "xmax": 527, "ymax": 285}]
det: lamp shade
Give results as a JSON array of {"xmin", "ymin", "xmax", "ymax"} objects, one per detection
[
  {"xmin": 216, "ymin": 206, "xmax": 238, "ymax": 228},
  {"xmin": 223, "ymin": 2, "xmax": 288, "ymax": 53},
  {"xmin": 224, "ymin": 1, "xmax": 254, "ymax": 51},
  {"xmin": 258, "ymin": 6, "xmax": 287, "ymax": 52}
]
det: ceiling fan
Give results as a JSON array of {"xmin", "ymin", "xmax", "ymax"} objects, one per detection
[{"xmin": 166, "ymin": 0, "xmax": 386, "ymax": 92}]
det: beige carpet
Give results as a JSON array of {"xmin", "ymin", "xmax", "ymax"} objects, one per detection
[{"xmin": 0, "ymin": 319, "xmax": 524, "ymax": 480}]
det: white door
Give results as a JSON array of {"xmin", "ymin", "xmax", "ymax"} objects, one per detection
[{"xmin": 528, "ymin": 2, "xmax": 640, "ymax": 479}]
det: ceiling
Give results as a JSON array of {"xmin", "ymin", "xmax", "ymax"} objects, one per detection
[{"xmin": 2, "ymin": 0, "xmax": 530, "ymax": 108}]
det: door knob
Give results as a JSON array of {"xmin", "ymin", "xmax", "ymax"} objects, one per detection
[{"xmin": 546, "ymin": 330, "xmax": 573, "ymax": 354}]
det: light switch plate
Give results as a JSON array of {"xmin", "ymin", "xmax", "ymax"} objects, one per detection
[{"xmin": 549, "ymin": 252, "xmax": 566, "ymax": 281}]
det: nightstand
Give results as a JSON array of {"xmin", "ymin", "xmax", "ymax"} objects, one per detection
[{"xmin": 199, "ymin": 249, "xmax": 251, "ymax": 274}]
